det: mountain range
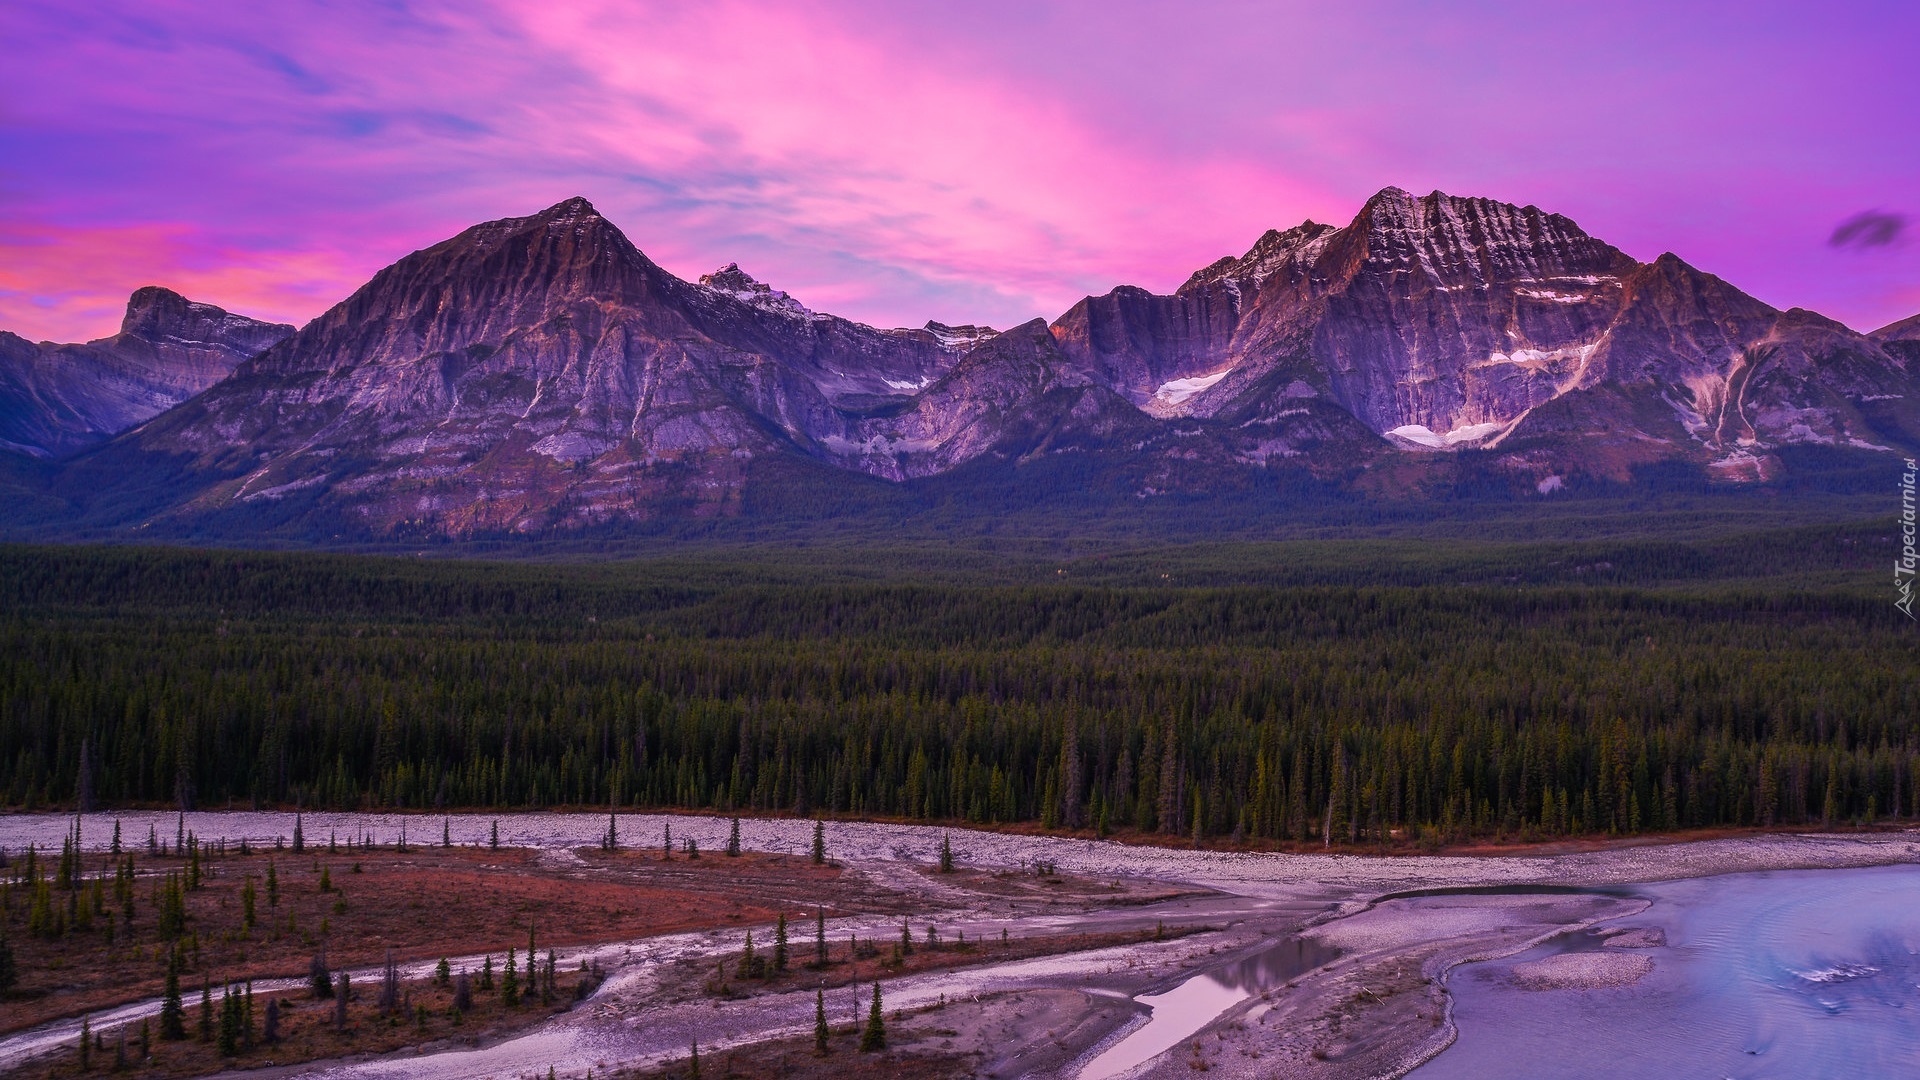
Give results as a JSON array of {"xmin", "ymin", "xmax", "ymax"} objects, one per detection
[{"xmin": 4, "ymin": 188, "xmax": 1916, "ymax": 539}]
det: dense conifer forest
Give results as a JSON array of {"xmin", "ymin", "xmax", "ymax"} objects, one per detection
[{"xmin": 1, "ymin": 529, "xmax": 1913, "ymax": 845}]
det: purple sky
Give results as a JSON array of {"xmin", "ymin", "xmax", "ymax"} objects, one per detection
[{"xmin": 3, "ymin": 0, "xmax": 1917, "ymax": 343}]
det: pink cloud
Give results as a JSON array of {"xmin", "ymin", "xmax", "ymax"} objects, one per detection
[{"xmin": 1, "ymin": 1, "xmax": 1916, "ymax": 342}]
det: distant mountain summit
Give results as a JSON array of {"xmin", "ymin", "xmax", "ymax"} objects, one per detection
[
  {"xmin": 7, "ymin": 190, "xmax": 1917, "ymax": 537},
  {"xmin": 0, "ymin": 287, "xmax": 291, "ymax": 457}
]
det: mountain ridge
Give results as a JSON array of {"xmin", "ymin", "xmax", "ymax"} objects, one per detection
[{"xmin": 5, "ymin": 189, "xmax": 1917, "ymax": 538}]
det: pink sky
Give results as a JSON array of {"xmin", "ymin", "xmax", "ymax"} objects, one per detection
[{"xmin": 3, "ymin": 0, "xmax": 1917, "ymax": 342}]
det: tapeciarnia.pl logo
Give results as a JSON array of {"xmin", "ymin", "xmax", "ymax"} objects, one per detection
[{"xmin": 1900, "ymin": 458, "xmax": 1918, "ymax": 619}]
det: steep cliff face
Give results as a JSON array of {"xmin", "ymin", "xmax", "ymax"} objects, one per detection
[{"xmin": 0, "ymin": 288, "xmax": 291, "ymax": 458}]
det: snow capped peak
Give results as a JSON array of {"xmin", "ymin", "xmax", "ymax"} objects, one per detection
[
  {"xmin": 1181, "ymin": 220, "xmax": 1337, "ymax": 294},
  {"xmin": 921, "ymin": 321, "xmax": 999, "ymax": 349},
  {"xmin": 698, "ymin": 263, "xmax": 815, "ymax": 318},
  {"xmin": 541, "ymin": 196, "xmax": 602, "ymax": 222}
]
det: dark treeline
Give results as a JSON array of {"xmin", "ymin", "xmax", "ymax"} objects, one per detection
[{"xmin": 2, "ymin": 543, "xmax": 1915, "ymax": 845}]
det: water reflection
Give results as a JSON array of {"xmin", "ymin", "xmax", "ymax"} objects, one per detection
[
  {"xmin": 1079, "ymin": 935, "xmax": 1340, "ymax": 1078},
  {"xmin": 1415, "ymin": 864, "xmax": 1920, "ymax": 1079}
]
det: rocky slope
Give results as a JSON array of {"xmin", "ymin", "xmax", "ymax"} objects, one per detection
[
  {"xmin": 0, "ymin": 288, "xmax": 291, "ymax": 457},
  {"xmin": 13, "ymin": 190, "xmax": 1919, "ymax": 536},
  {"xmin": 81, "ymin": 198, "xmax": 982, "ymax": 530}
]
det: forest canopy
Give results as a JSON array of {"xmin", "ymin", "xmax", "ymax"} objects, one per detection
[{"xmin": 1, "ymin": 535, "xmax": 1912, "ymax": 845}]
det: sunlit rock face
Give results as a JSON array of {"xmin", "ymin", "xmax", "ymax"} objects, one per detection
[
  {"xmin": 32, "ymin": 189, "xmax": 1920, "ymax": 535},
  {"xmin": 1048, "ymin": 186, "xmax": 1919, "ymax": 478},
  {"xmin": 0, "ymin": 287, "xmax": 292, "ymax": 457}
]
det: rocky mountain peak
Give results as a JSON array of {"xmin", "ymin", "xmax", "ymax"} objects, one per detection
[
  {"xmin": 1179, "ymin": 219, "xmax": 1338, "ymax": 295},
  {"xmin": 697, "ymin": 263, "xmax": 815, "ymax": 319},
  {"xmin": 920, "ymin": 321, "xmax": 999, "ymax": 349},
  {"xmin": 115, "ymin": 286, "xmax": 293, "ymax": 355},
  {"xmin": 1340, "ymin": 187, "xmax": 1634, "ymax": 290}
]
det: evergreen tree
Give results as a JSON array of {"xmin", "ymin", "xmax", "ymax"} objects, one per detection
[
  {"xmin": 814, "ymin": 988, "xmax": 829, "ymax": 1054},
  {"xmin": 490, "ymin": 820, "xmax": 500, "ymax": 850},
  {"xmin": 502, "ymin": 948, "xmax": 521, "ymax": 1007},
  {"xmin": 264, "ymin": 997, "xmax": 281, "ymax": 1043},
  {"xmin": 938, "ymin": 834, "xmax": 954, "ymax": 873},
  {"xmin": 726, "ymin": 817, "xmax": 741, "ymax": 857},
  {"xmin": 78, "ymin": 1015, "xmax": 91, "ymax": 1070},
  {"xmin": 689, "ymin": 1039, "xmax": 701, "ymax": 1080},
  {"xmin": 443, "ymin": 818, "xmax": 451, "ymax": 848},
  {"xmin": 811, "ymin": 820, "xmax": 826, "ymax": 864},
  {"xmin": 241, "ymin": 876, "xmax": 257, "ymax": 931},
  {"xmin": 814, "ymin": 908, "xmax": 828, "ymax": 967},
  {"xmin": 859, "ymin": 982, "xmax": 886, "ymax": 1052},
  {"xmin": 266, "ymin": 860, "xmax": 278, "ymax": 907},
  {"xmin": 310, "ymin": 951, "xmax": 333, "ymax": 999},
  {"xmin": 292, "ymin": 814, "xmax": 303, "ymax": 854},
  {"xmin": 774, "ymin": 912, "xmax": 789, "ymax": 972},
  {"xmin": 334, "ymin": 971, "xmax": 350, "ymax": 1029},
  {"xmin": 0, "ymin": 931, "xmax": 15, "ymax": 993},
  {"xmin": 159, "ymin": 948, "xmax": 187, "ymax": 1039},
  {"xmin": 217, "ymin": 984, "xmax": 240, "ymax": 1056},
  {"xmin": 479, "ymin": 955, "xmax": 495, "ymax": 992},
  {"xmin": 737, "ymin": 930, "xmax": 757, "ymax": 978}
]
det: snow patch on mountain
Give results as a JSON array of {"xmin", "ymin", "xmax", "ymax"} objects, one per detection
[
  {"xmin": 1154, "ymin": 370, "xmax": 1232, "ymax": 406},
  {"xmin": 1387, "ymin": 421, "xmax": 1509, "ymax": 450}
]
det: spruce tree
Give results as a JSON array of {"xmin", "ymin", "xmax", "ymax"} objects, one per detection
[
  {"xmin": 938, "ymin": 834, "xmax": 954, "ymax": 873},
  {"xmin": 78, "ymin": 1015, "xmax": 92, "ymax": 1070},
  {"xmin": 310, "ymin": 951, "xmax": 333, "ymax": 998},
  {"xmin": 502, "ymin": 948, "xmax": 520, "ymax": 1007},
  {"xmin": 292, "ymin": 813, "xmax": 303, "ymax": 854},
  {"xmin": 859, "ymin": 982, "xmax": 886, "ymax": 1052},
  {"xmin": 663, "ymin": 821, "xmax": 672, "ymax": 860},
  {"xmin": 443, "ymin": 817, "xmax": 451, "ymax": 848},
  {"xmin": 490, "ymin": 820, "xmax": 500, "ymax": 850},
  {"xmin": 689, "ymin": 1038, "xmax": 701, "ymax": 1080},
  {"xmin": 266, "ymin": 860, "xmax": 278, "ymax": 908},
  {"xmin": 217, "ymin": 984, "xmax": 240, "ymax": 1056},
  {"xmin": 810, "ymin": 820, "xmax": 825, "ymax": 864},
  {"xmin": 814, "ymin": 988, "xmax": 829, "ymax": 1054},
  {"xmin": 737, "ymin": 930, "xmax": 756, "ymax": 978},
  {"xmin": 159, "ymin": 948, "xmax": 187, "ymax": 1039},
  {"xmin": 774, "ymin": 912, "xmax": 789, "ymax": 972},
  {"xmin": 199, "ymin": 978, "xmax": 215, "ymax": 1042},
  {"xmin": 815, "ymin": 908, "xmax": 828, "ymax": 967},
  {"xmin": 264, "ymin": 998, "xmax": 280, "ymax": 1043},
  {"xmin": 726, "ymin": 817, "xmax": 741, "ymax": 857},
  {"xmin": 0, "ymin": 930, "xmax": 15, "ymax": 993}
]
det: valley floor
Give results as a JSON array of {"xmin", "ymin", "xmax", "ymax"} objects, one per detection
[{"xmin": 1, "ymin": 813, "xmax": 1915, "ymax": 1079}]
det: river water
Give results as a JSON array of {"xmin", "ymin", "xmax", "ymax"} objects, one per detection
[{"xmin": 1414, "ymin": 864, "xmax": 1920, "ymax": 1079}]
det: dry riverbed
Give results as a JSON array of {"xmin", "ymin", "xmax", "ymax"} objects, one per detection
[{"xmin": 1, "ymin": 813, "xmax": 1915, "ymax": 1079}]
